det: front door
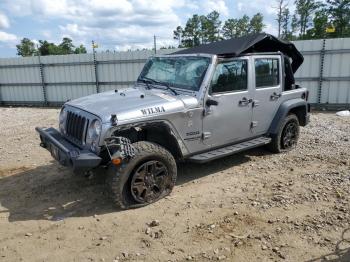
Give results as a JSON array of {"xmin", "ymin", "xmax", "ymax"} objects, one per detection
[
  {"xmin": 203, "ymin": 58, "xmax": 253, "ymax": 148},
  {"xmin": 252, "ymin": 56, "xmax": 283, "ymax": 135}
]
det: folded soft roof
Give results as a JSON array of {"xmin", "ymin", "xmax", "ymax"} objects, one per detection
[{"xmin": 172, "ymin": 33, "xmax": 304, "ymax": 73}]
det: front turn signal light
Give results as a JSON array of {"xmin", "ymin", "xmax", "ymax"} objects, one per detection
[{"xmin": 111, "ymin": 157, "xmax": 122, "ymax": 166}]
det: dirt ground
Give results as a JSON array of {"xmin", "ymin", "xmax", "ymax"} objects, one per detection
[{"xmin": 0, "ymin": 107, "xmax": 349, "ymax": 262}]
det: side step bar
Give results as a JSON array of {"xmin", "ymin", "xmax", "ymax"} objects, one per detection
[{"xmin": 188, "ymin": 137, "xmax": 271, "ymax": 163}]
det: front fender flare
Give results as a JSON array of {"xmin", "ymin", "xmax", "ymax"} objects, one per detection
[{"xmin": 104, "ymin": 119, "xmax": 190, "ymax": 157}]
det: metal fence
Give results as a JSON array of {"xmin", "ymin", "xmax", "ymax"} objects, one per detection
[
  {"xmin": 0, "ymin": 38, "xmax": 349, "ymax": 109},
  {"xmin": 293, "ymin": 37, "xmax": 350, "ymax": 109}
]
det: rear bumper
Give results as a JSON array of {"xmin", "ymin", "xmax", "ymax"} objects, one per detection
[{"xmin": 36, "ymin": 127, "xmax": 102, "ymax": 172}]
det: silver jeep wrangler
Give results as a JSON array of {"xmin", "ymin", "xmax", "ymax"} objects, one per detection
[{"xmin": 36, "ymin": 34, "xmax": 310, "ymax": 209}]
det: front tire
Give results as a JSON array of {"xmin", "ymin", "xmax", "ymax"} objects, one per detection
[
  {"xmin": 268, "ymin": 114, "xmax": 300, "ymax": 153},
  {"xmin": 106, "ymin": 141, "xmax": 177, "ymax": 209}
]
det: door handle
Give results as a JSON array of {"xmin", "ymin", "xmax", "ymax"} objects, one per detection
[
  {"xmin": 270, "ymin": 92, "xmax": 282, "ymax": 100},
  {"xmin": 239, "ymin": 97, "xmax": 252, "ymax": 106}
]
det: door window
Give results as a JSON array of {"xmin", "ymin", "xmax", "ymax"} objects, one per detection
[
  {"xmin": 211, "ymin": 60, "xmax": 248, "ymax": 94},
  {"xmin": 255, "ymin": 58, "xmax": 280, "ymax": 88}
]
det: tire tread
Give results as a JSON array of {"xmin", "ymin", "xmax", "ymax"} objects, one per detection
[
  {"xmin": 106, "ymin": 141, "xmax": 177, "ymax": 209},
  {"xmin": 267, "ymin": 113, "xmax": 300, "ymax": 153}
]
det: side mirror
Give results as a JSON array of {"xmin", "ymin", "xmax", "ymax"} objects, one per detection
[{"xmin": 206, "ymin": 99, "xmax": 219, "ymax": 107}]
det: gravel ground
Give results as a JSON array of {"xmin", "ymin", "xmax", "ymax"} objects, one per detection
[{"xmin": 0, "ymin": 107, "xmax": 349, "ymax": 262}]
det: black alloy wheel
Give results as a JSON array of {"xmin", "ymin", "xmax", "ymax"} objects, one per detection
[
  {"xmin": 130, "ymin": 160, "xmax": 170, "ymax": 203},
  {"xmin": 107, "ymin": 141, "xmax": 177, "ymax": 209},
  {"xmin": 267, "ymin": 113, "xmax": 300, "ymax": 153},
  {"xmin": 281, "ymin": 120, "xmax": 299, "ymax": 149}
]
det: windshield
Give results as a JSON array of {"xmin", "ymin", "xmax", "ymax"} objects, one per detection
[{"xmin": 138, "ymin": 56, "xmax": 211, "ymax": 91}]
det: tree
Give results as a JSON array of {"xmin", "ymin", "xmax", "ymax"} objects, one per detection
[
  {"xmin": 17, "ymin": 37, "xmax": 87, "ymax": 56},
  {"xmin": 222, "ymin": 14, "xmax": 264, "ymax": 38},
  {"xmin": 173, "ymin": 26, "xmax": 183, "ymax": 47},
  {"xmin": 16, "ymin": 38, "xmax": 36, "ymax": 57},
  {"xmin": 59, "ymin": 37, "xmax": 75, "ymax": 54},
  {"xmin": 38, "ymin": 40, "xmax": 61, "ymax": 56},
  {"xmin": 291, "ymin": 14, "xmax": 299, "ymax": 37},
  {"xmin": 281, "ymin": 8, "xmax": 291, "ymax": 39},
  {"xmin": 249, "ymin": 13, "xmax": 265, "ymax": 33},
  {"xmin": 38, "ymin": 38, "xmax": 86, "ymax": 55},
  {"xmin": 222, "ymin": 18, "xmax": 239, "ymax": 38},
  {"xmin": 326, "ymin": 0, "xmax": 350, "ymax": 37},
  {"xmin": 306, "ymin": 8, "xmax": 329, "ymax": 38},
  {"xmin": 201, "ymin": 11, "xmax": 222, "ymax": 43},
  {"xmin": 181, "ymin": 14, "xmax": 202, "ymax": 47},
  {"xmin": 275, "ymin": 0, "xmax": 289, "ymax": 37},
  {"xmin": 236, "ymin": 15, "xmax": 250, "ymax": 36},
  {"xmin": 173, "ymin": 11, "xmax": 268, "ymax": 46},
  {"xmin": 74, "ymin": 44, "xmax": 87, "ymax": 54},
  {"xmin": 294, "ymin": 0, "xmax": 320, "ymax": 38}
]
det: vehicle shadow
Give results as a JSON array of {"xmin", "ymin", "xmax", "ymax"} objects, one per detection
[
  {"xmin": 0, "ymin": 148, "xmax": 268, "ymax": 222},
  {"xmin": 176, "ymin": 147, "xmax": 267, "ymax": 185},
  {"xmin": 0, "ymin": 161, "xmax": 116, "ymax": 222},
  {"xmin": 306, "ymin": 228, "xmax": 350, "ymax": 262}
]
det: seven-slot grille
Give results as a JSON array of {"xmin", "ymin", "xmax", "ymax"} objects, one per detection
[{"xmin": 65, "ymin": 111, "xmax": 88, "ymax": 143}]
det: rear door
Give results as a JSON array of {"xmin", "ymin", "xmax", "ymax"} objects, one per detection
[{"xmin": 251, "ymin": 55, "xmax": 283, "ymax": 135}]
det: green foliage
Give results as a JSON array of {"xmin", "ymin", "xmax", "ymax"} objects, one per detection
[
  {"xmin": 74, "ymin": 44, "xmax": 87, "ymax": 54},
  {"xmin": 222, "ymin": 18, "xmax": 239, "ymax": 38},
  {"xmin": 327, "ymin": 0, "xmax": 350, "ymax": 37},
  {"xmin": 38, "ymin": 40, "xmax": 60, "ymax": 55},
  {"xmin": 16, "ymin": 37, "xmax": 87, "ymax": 57},
  {"xmin": 175, "ymin": 11, "xmax": 266, "ymax": 48},
  {"xmin": 236, "ymin": 15, "xmax": 251, "ymax": 36},
  {"xmin": 276, "ymin": 0, "xmax": 349, "ymax": 40},
  {"xmin": 250, "ymin": 13, "xmax": 265, "ymax": 33},
  {"xmin": 222, "ymin": 15, "xmax": 254, "ymax": 38},
  {"xmin": 173, "ymin": 26, "xmax": 183, "ymax": 47},
  {"xmin": 16, "ymin": 38, "xmax": 36, "ymax": 57},
  {"xmin": 59, "ymin": 37, "xmax": 75, "ymax": 54},
  {"xmin": 291, "ymin": 14, "xmax": 299, "ymax": 37},
  {"xmin": 306, "ymin": 9, "xmax": 329, "ymax": 39},
  {"xmin": 281, "ymin": 8, "xmax": 291, "ymax": 39},
  {"xmin": 201, "ymin": 11, "xmax": 222, "ymax": 43},
  {"xmin": 182, "ymin": 14, "xmax": 202, "ymax": 47},
  {"xmin": 294, "ymin": 0, "xmax": 321, "ymax": 38}
]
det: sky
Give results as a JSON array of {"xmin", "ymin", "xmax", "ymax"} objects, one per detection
[{"xmin": 0, "ymin": 0, "xmax": 284, "ymax": 58}]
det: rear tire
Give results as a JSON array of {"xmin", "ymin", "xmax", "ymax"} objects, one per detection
[
  {"xmin": 268, "ymin": 114, "xmax": 300, "ymax": 153},
  {"xmin": 106, "ymin": 141, "xmax": 177, "ymax": 209}
]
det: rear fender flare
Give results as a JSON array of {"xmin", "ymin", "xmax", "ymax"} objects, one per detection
[{"xmin": 268, "ymin": 98, "xmax": 308, "ymax": 135}]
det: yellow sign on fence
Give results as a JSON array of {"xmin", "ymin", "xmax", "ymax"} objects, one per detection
[{"xmin": 326, "ymin": 26, "xmax": 336, "ymax": 33}]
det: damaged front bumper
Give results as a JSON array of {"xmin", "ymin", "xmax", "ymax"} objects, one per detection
[{"xmin": 36, "ymin": 127, "xmax": 102, "ymax": 172}]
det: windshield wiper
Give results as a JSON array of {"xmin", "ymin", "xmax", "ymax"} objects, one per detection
[
  {"xmin": 138, "ymin": 77, "xmax": 152, "ymax": 90},
  {"xmin": 138, "ymin": 76, "xmax": 178, "ymax": 96}
]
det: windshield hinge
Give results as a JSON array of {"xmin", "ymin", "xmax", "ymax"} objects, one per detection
[{"xmin": 202, "ymin": 132, "xmax": 211, "ymax": 140}]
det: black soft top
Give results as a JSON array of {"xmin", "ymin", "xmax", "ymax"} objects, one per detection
[{"xmin": 172, "ymin": 33, "xmax": 303, "ymax": 73}]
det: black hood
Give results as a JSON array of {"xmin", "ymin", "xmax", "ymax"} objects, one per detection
[{"xmin": 172, "ymin": 33, "xmax": 304, "ymax": 73}]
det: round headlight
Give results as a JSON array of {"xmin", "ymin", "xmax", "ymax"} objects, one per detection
[
  {"xmin": 59, "ymin": 108, "xmax": 67, "ymax": 133},
  {"xmin": 88, "ymin": 119, "xmax": 102, "ymax": 140}
]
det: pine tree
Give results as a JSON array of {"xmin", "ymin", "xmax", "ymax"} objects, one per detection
[{"xmin": 327, "ymin": 0, "xmax": 350, "ymax": 37}]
